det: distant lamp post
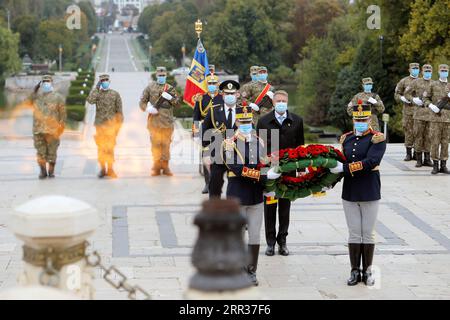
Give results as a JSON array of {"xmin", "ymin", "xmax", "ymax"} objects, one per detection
[
  {"xmin": 379, "ymin": 35, "xmax": 384, "ymax": 66},
  {"xmin": 181, "ymin": 43, "xmax": 186, "ymax": 68},
  {"xmin": 58, "ymin": 44, "xmax": 63, "ymax": 72},
  {"xmin": 148, "ymin": 45, "xmax": 152, "ymax": 71},
  {"xmin": 195, "ymin": 19, "xmax": 203, "ymax": 39}
]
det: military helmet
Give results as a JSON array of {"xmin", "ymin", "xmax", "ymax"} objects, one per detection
[
  {"xmin": 206, "ymin": 74, "xmax": 219, "ymax": 84},
  {"xmin": 409, "ymin": 62, "xmax": 420, "ymax": 69},
  {"xmin": 439, "ymin": 64, "xmax": 449, "ymax": 72},
  {"xmin": 156, "ymin": 66, "xmax": 167, "ymax": 75},
  {"xmin": 258, "ymin": 66, "xmax": 268, "ymax": 73},
  {"xmin": 42, "ymin": 75, "xmax": 53, "ymax": 82},
  {"xmin": 352, "ymin": 99, "xmax": 372, "ymax": 120},
  {"xmin": 235, "ymin": 105, "xmax": 253, "ymax": 123},
  {"xmin": 422, "ymin": 64, "xmax": 433, "ymax": 72},
  {"xmin": 362, "ymin": 77, "xmax": 373, "ymax": 85},
  {"xmin": 208, "ymin": 64, "xmax": 215, "ymax": 73},
  {"xmin": 250, "ymin": 66, "xmax": 259, "ymax": 75},
  {"xmin": 220, "ymin": 80, "xmax": 240, "ymax": 94},
  {"xmin": 99, "ymin": 74, "xmax": 110, "ymax": 81}
]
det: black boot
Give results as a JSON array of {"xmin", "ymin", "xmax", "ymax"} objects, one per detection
[
  {"xmin": 423, "ymin": 153, "xmax": 433, "ymax": 167},
  {"xmin": 202, "ymin": 166, "xmax": 210, "ymax": 194},
  {"xmin": 247, "ymin": 245, "xmax": 260, "ymax": 286},
  {"xmin": 440, "ymin": 160, "xmax": 450, "ymax": 174},
  {"xmin": 404, "ymin": 147, "xmax": 412, "ymax": 161},
  {"xmin": 38, "ymin": 160, "xmax": 47, "ymax": 179},
  {"xmin": 347, "ymin": 243, "xmax": 362, "ymax": 286},
  {"xmin": 431, "ymin": 160, "xmax": 439, "ymax": 175},
  {"xmin": 415, "ymin": 152, "xmax": 423, "ymax": 168},
  {"xmin": 412, "ymin": 149, "xmax": 417, "ymax": 161},
  {"xmin": 48, "ymin": 162, "xmax": 56, "ymax": 178},
  {"xmin": 361, "ymin": 244, "xmax": 375, "ymax": 286},
  {"xmin": 98, "ymin": 163, "xmax": 106, "ymax": 178}
]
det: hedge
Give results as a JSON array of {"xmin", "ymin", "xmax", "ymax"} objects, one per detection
[
  {"xmin": 69, "ymin": 86, "xmax": 91, "ymax": 95},
  {"xmin": 66, "ymin": 94, "xmax": 88, "ymax": 106},
  {"xmin": 66, "ymin": 105, "xmax": 86, "ymax": 122},
  {"xmin": 71, "ymin": 79, "xmax": 94, "ymax": 87}
]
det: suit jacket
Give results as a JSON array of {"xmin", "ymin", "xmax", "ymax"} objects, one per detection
[{"xmin": 256, "ymin": 110, "xmax": 305, "ymax": 156}]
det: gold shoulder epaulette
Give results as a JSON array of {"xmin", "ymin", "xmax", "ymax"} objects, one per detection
[
  {"xmin": 339, "ymin": 131, "xmax": 353, "ymax": 144},
  {"xmin": 371, "ymin": 132, "xmax": 385, "ymax": 144}
]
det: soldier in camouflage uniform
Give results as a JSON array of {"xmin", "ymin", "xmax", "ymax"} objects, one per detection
[
  {"xmin": 87, "ymin": 74, "xmax": 124, "ymax": 179},
  {"xmin": 240, "ymin": 65, "xmax": 259, "ymax": 95},
  {"xmin": 240, "ymin": 66, "xmax": 275, "ymax": 125},
  {"xmin": 423, "ymin": 64, "xmax": 450, "ymax": 175},
  {"xmin": 31, "ymin": 75, "xmax": 66, "ymax": 179},
  {"xmin": 404, "ymin": 64, "xmax": 434, "ymax": 167},
  {"xmin": 139, "ymin": 66, "xmax": 180, "ymax": 176},
  {"xmin": 395, "ymin": 63, "xmax": 421, "ymax": 161},
  {"xmin": 347, "ymin": 78, "xmax": 385, "ymax": 132}
]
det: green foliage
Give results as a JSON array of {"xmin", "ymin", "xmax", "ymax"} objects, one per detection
[
  {"xmin": 174, "ymin": 104, "xmax": 194, "ymax": 118},
  {"xmin": 66, "ymin": 93, "xmax": 88, "ymax": 106},
  {"xmin": 0, "ymin": 26, "xmax": 21, "ymax": 78},
  {"xmin": 66, "ymin": 105, "xmax": 86, "ymax": 122}
]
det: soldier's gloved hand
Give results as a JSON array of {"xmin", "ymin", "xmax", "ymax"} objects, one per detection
[
  {"xmin": 33, "ymin": 81, "xmax": 42, "ymax": 93},
  {"xmin": 429, "ymin": 103, "xmax": 440, "ymax": 114},
  {"xmin": 413, "ymin": 97, "xmax": 424, "ymax": 106},
  {"xmin": 266, "ymin": 91, "xmax": 274, "ymax": 100},
  {"xmin": 330, "ymin": 162, "xmax": 344, "ymax": 174},
  {"xmin": 161, "ymin": 92, "xmax": 173, "ymax": 101},
  {"xmin": 146, "ymin": 105, "xmax": 159, "ymax": 114},
  {"xmin": 400, "ymin": 96, "xmax": 410, "ymax": 104},
  {"xmin": 249, "ymin": 103, "xmax": 260, "ymax": 112},
  {"xmin": 448, "ymin": 92, "xmax": 450, "ymax": 98},
  {"xmin": 267, "ymin": 167, "xmax": 281, "ymax": 180},
  {"xmin": 368, "ymin": 97, "xmax": 377, "ymax": 104},
  {"xmin": 96, "ymin": 81, "xmax": 101, "ymax": 90},
  {"xmin": 264, "ymin": 191, "xmax": 276, "ymax": 197},
  {"xmin": 202, "ymin": 156, "xmax": 212, "ymax": 166}
]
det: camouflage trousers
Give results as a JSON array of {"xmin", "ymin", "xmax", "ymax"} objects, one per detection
[
  {"xmin": 95, "ymin": 125, "xmax": 119, "ymax": 165},
  {"xmin": 33, "ymin": 133, "xmax": 60, "ymax": 163},
  {"xmin": 149, "ymin": 127, "xmax": 174, "ymax": 165},
  {"xmin": 402, "ymin": 114, "xmax": 415, "ymax": 147},
  {"xmin": 430, "ymin": 122, "xmax": 449, "ymax": 161},
  {"xmin": 413, "ymin": 120, "xmax": 431, "ymax": 153}
]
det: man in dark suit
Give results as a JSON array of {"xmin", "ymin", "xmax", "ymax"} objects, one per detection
[
  {"xmin": 256, "ymin": 90, "xmax": 305, "ymax": 256},
  {"xmin": 202, "ymin": 80, "xmax": 240, "ymax": 198}
]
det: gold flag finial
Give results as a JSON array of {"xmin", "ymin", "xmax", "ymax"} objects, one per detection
[{"xmin": 195, "ymin": 19, "xmax": 203, "ymax": 39}]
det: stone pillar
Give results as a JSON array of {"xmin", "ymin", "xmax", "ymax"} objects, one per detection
[
  {"xmin": 6, "ymin": 196, "xmax": 99, "ymax": 299},
  {"xmin": 185, "ymin": 199, "xmax": 261, "ymax": 300}
]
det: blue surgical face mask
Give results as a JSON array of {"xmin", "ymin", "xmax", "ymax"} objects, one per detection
[
  {"xmin": 411, "ymin": 68, "xmax": 420, "ymax": 77},
  {"xmin": 423, "ymin": 71, "xmax": 432, "ymax": 80},
  {"xmin": 224, "ymin": 94, "xmax": 236, "ymax": 105},
  {"xmin": 354, "ymin": 122, "xmax": 369, "ymax": 133},
  {"xmin": 101, "ymin": 81, "xmax": 110, "ymax": 90},
  {"xmin": 258, "ymin": 73, "xmax": 268, "ymax": 82},
  {"xmin": 363, "ymin": 84, "xmax": 373, "ymax": 93},
  {"xmin": 207, "ymin": 85, "xmax": 217, "ymax": 94},
  {"xmin": 440, "ymin": 71, "xmax": 449, "ymax": 79},
  {"xmin": 42, "ymin": 82, "xmax": 53, "ymax": 93},
  {"xmin": 239, "ymin": 123, "xmax": 253, "ymax": 135},
  {"xmin": 157, "ymin": 76, "xmax": 166, "ymax": 84},
  {"xmin": 275, "ymin": 102, "xmax": 288, "ymax": 114},
  {"xmin": 251, "ymin": 74, "xmax": 258, "ymax": 82}
]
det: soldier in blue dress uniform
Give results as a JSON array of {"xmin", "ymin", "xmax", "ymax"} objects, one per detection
[
  {"xmin": 192, "ymin": 74, "xmax": 223, "ymax": 194},
  {"xmin": 331, "ymin": 99, "xmax": 387, "ymax": 287},
  {"xmin": 220, "ymin": 104, "xmax": 280, "ymax": 286}
]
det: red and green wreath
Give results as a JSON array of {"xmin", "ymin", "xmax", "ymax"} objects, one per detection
[{"xmin": 258, "ymin": 144, "xmax": 347, "ymax": 201}]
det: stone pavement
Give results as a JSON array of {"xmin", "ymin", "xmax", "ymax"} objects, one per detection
[{"xmin": 1, "ymin": 33, "xmax": 450, "ymax": 300}]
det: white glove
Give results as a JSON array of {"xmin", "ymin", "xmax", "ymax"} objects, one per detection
[
  {"xmin": 249, "ymin": 103, "xmax": 260, "ymax": 112},
  {"xmin": 429, "ymin": 103, "xmax": 440, "ymax": 114},
  {"xmin": 161, "ymin": 92, "xmax": 173, "ymax": 101},
  {"xmin": 413, "ymin": 97, "xmax": 423, "ymax": 106},
  {"xmin": 146, "ymin": 105, "xmax": 158, "ymax": 114},
  {"xmin": 202, "ymin": 156, "xmax": 212, "ymax": 166},
  {"xmin": 267, "ymin": 167, "xmax": 281, "ymax": 180},
  {"xmin": 264, "ymin": 191, "xmax": 276, "ymax": 197},
  {"xmin": 448, "ymin": 92, "xmax": 450, "ymax": 98},
  {"xmin": 368, "ymin": 97, "xmax": 377, "ymax": 104},
  {"xmin": 330, "ymin": 162, "xmax": 344, "ymax": 174},
  {"xmin": 400, "ymin": 96, "xmax": 410, "ymax": 104},
  {"xmin": 266, "ymin": 91, "xmax": 274, "ymax": 100}
]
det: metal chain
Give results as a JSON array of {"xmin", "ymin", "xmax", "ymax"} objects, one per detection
[{"xmin": 84, "ymin": 243, "xmax": 151, "ymax": 300}]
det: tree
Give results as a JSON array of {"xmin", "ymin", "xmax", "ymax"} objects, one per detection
[
  {"xmin": 78, "ymin": 0, "xmax": 97, "ymax": 36},
  {"xmin": 0, "ymin": 26, "xmax": 21, "ymax": 78},
  {"xmin": 12, "ymin": 15, "xmax": 39, "ymax": 58},
  {"xmin": 37, "ymin": 19, "xmax": 73, "ymax": 62}
]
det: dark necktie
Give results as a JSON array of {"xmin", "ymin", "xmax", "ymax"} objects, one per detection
[{"xmin": 226, "ymin": 107, "xmax": 233, "ymax": 129}]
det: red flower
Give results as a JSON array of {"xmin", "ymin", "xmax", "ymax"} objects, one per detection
[
  {"xmin": 288, "ymin": 149, "xmax": 298, "ymax": 159},
  {"xmin": 296, "ymin": 146, "xmax": 308, "ymax": 158}
]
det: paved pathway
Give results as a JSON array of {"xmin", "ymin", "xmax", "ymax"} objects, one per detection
[{"xmin": 1, "ymin": 33, "xmax": 450, "ymax": 300}]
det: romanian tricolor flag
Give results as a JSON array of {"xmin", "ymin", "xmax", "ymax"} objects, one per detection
[{"xmin": 183, "ymin": 39, "xmax": 210, "ymax": 108}]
